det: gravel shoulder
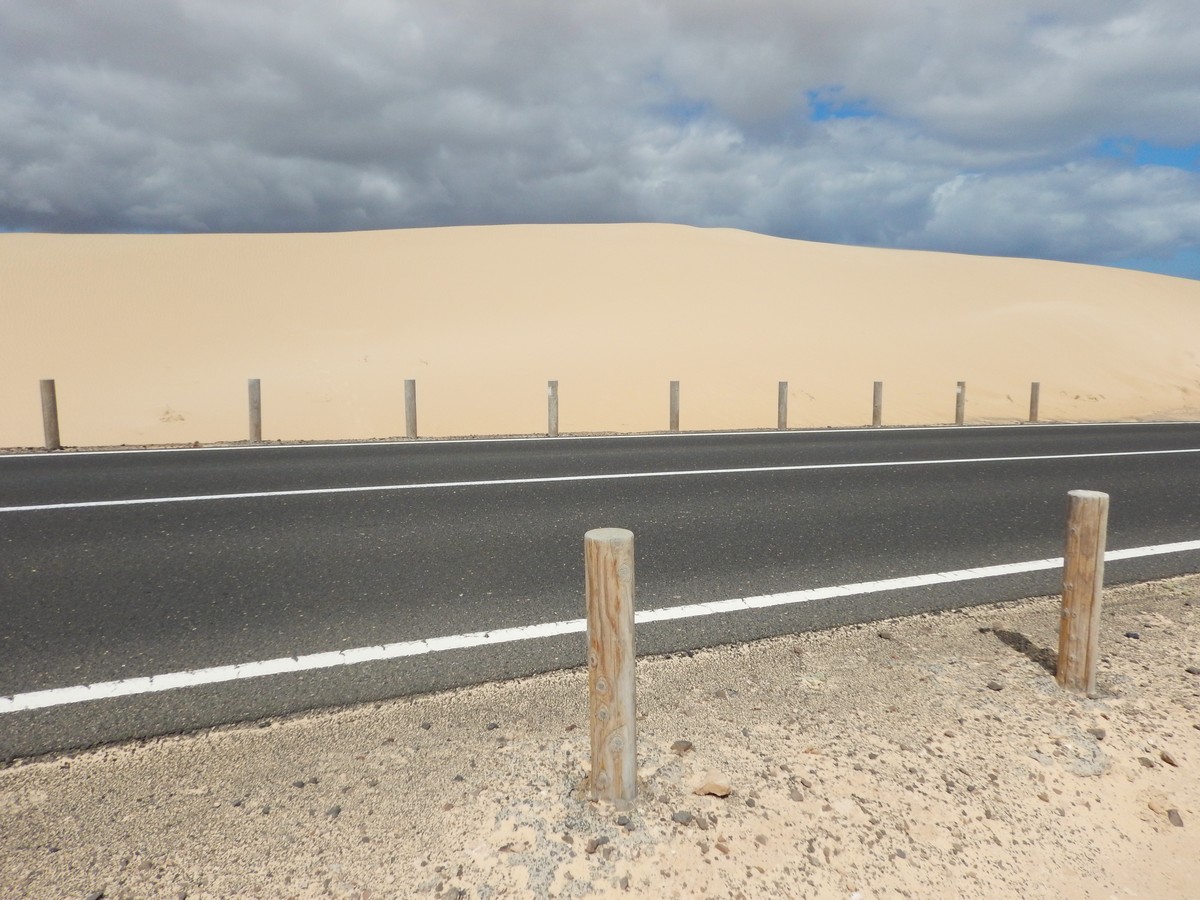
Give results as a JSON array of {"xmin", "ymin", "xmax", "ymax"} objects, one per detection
[{"xmin": 3, "ymin": 575, "xmax": 1199, "ymax": 899}]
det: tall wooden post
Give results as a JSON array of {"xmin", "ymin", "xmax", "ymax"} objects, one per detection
[
  {"xmin": 548, "ymin": 380, "xmax": 559, "ymax": 437},
  {"xmin": 584, "ymin": 528, "xmax": 637, "ymax": 810},
  {"xmin": 1029, "ymin": 382, "xmax": 1041, "ymax": 423},
  {"xmin": 777, "ymin": 381, "xmax": 788, "ymax": 430},
  {"xmin": 40, "ymin": 379, "xmax": 61, "ymax": 451},
  {"xmin": 248, "ymin": 378, "xmax": 262, "ymax": 443},
  {"xmin": 1057, "ymin": 490, "xmax": 1109, "ymax": 694},
  {"xmin": 405, "ymin": 379, "xmax": 418, "ymax": 439},
  {"xmin": 669, "ymin": 381, "xmax": 680, "ymax": 432},
  {"xmin": 955, "ymin": 381, "xmax": 966, "ymax": 425},
  {"xmin": 872, "ymin": 381, "xmax": 883, "ymax": 427}
]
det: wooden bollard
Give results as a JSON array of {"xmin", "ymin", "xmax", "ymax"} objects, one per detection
[
  {"xmin": 584, "ymin": 528, "xmax": 637, "ymax": 809},
  {"xmin": 1029, "ymin": 381, "xmax": 1041, "ymax": 423},
  {"xmin": 405, "ymin": 379, "xmax": 418, "ymax": 439},
  {"xmin": 669, "ymin": 381, "xmax": 680, "ymax": 432},
  {"xmin": 1057, "ymin": 490, "xmax": 1109, "ymax": 694},
  {"xmin": 248, "ymin": 378, "xmax": 262, "ymax": 443},
  {"xmin": 872, "ymin": 381, "xmax": 883, "ymax": 427},
  {"xmin": 777, "ymin": 381, "xmax": 788, "ymax": 430},
  {"xmin": 548, "ymin": 380, "xmax": 559, "ymax": 437},
  {"xmin": 955, "ymin": 381, "xmax": 966, "ymax": 425},
  {"xmin": 40, "ymin": 379, "xmax": 61, "ymax": 450}
]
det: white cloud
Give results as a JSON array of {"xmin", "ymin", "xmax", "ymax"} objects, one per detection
[{"xmin": 0, "ymin": 0, "xmax": 1197, "ymax": 274}]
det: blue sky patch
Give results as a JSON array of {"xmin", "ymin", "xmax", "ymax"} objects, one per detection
[
  {"xmin": 806, "ymin": 86, "xmax": 878, "ymax": 122},
  {"xmin": 1095, "ymin": 138, "xmax": 1200, "ymax": 172}
]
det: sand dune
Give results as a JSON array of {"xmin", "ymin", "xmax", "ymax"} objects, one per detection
[{"xmin": 4, "ymin": 224, "xmax": 1199, "ymax": 448}]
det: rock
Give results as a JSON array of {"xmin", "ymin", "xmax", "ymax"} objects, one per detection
[
  {"xmin": 714, "ymin": 842, "xmax": 730, "ymax": 855},
  {"xmin": 987, "ymin": 680, "xmax": 1004, "ymax": 691},
  {"xmin": 619, "ymin": 875, "xmax": 630, "ymax": 890},
  {"xmin": 1138, "ymin": 757, "xmax": 1157, "ymax": 769},
  {"xmin": 1168, "ymin": 809, "xmax": 1185, "ymax": 827},
  {"xmin": 1185, "ymin": 665, "xmax": 1200, "ymax": 675},
  {"xmin": 84, "ymin": 892, "xmax": 104, "ymax": 900},
  {"xmin": 1160, "ymin": 750, "xmax": 1180, "ymax": 767},
  {"xmin": 671, "ymin": 810, "xmax": 694, "ymax": 826},
  {"xmin": 1123, "ymin": 631, "xmax": 1140, "ymax": 639},
  {"xmin": 1087, "ymin": 727, "xmax": 1107, "ymax": 741},
  {"xmin": 486, "ymin": 722, "xmax": 499, "ymax": 731},
  {"xmin": 615, "ymin": 814, "xmax": 631, "ymax": 827},
  {"xmin": 693, "ymin": 780, "xmax": 732, "ymax": 798},
  {"xmin": 789, "ymin": 788, "xmax": 804, "ymax": 802},
  {"xmin": 877, "ymin": 630, "xmax": 893, "ymax": 640},
  {"xmin": 291, "ymin": 780, "xmax": 306, "ymax": 788},
  {"xmin": 671, "ymin": 740, "xmax": 694, "ymax": 755},
  {"xmin": 755, "ymin": 835, "xmax": 768, "ymax": 846},
  {"xmin": 585, "ymin": 836, "xmax": 609, "ymax": 854},
  {"xmin": 800, "ymin": 777, "xmax": 813, "ymax": 789},
  {"xmin": 326, "ymin": 804, "xmax": 342, "ymax": 819},
  {"xmin": 420, "ymin": 722, "xmax": 432, "ymax": 730}
]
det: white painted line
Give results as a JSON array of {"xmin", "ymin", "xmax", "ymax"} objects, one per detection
[
  {"xmin": 5, "ymin": 446, "xmax": 1200, "ymax": 514},
  {"xmin": 2, "ymin": 420, "xmax": 1195, "ymax": 459},
  {"xmin": 4, "ymin": 539, "xmax": 1199, "ymax": 715}
]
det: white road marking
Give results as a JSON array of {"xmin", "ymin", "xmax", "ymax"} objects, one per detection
[
  {"xmin": 2, "ymin": 419, "xmax": 1193, "ymax": 459},
  {"xmin": 4, "ymin": 539, "xmax": 1199, "ymax": 714},
  {"xmin": 4, "ymin": 446, "xmax": 1200, "ymax": 514}
]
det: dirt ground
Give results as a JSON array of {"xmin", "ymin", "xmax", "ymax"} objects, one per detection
[{"xmin": 2, "ymin": 575, "xmax": 1198, "ymax": 900}]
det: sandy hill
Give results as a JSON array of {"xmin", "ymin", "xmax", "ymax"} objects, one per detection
[{"xmin": 3, "ymin": 224, "xmax": 1199, "ymax": 448}]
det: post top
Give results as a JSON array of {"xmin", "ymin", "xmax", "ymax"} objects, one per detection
[
  {"xmin": 585, "ymin": 527, "xmax": 634, "ymax": 543},
  {"xmin": 1068, "ymin": 490, "xmax": 1110, "ymax": 500}
]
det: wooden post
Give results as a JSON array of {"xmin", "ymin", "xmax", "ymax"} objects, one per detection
[
  {"xmin": 872, "ymin": 381, "xmax": 883, "ymax": 427},
  {"xmin": 1029, "ymin": 381, "xmax": 1040, "ymax": 423},
  {"xmin": 777, "ymin": 381, "xmax": 788, "ymax": 430},
  {"xmin": 955, "ymin": 381, "xmax": 966, "ymax": 425},
  {"xmin": 405, "ymin": 379, "xmax": 417, "ymax": 439},
  {"xmin": 548, "ymin": 380, "xmax": 559, "ymax": 437},
  {"xmin": 248, "ymin": 378, "xmax": 262, "ymax": 443},
  {"xmin": 40, "ymin": 379, "xmax": 61, "ymax": 451},
  {"xmin": 1057, "ymin": 490, "xmax": 1109, "ymax": 694},
  {"xmin": 669, "ymin": 380, "xmax": 680, "ymax": 432},
  {"xmin": 584, "ymin": 528, "xmax": 637, "ymax": 809}
]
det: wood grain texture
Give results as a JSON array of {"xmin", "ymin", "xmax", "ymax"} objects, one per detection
[
  {"xmin": 584, "ymin": 527, "xmax": 637, "ymax": 809},
  {"xmin": 1030, "ymin": 381, "xmax": 1041, "ymax": 423},
  {"xmin": 1057, "ymin": 490, "xmax": 1109, "ymax": 694},
  {"xmin": 872, "ymin": 381, "xmax": 883, "ymax": 427}
]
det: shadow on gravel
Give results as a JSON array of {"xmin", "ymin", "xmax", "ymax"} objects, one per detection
[{"xmin": 991, "ymin": 629, "xmax": 1058, "ymax": 674}]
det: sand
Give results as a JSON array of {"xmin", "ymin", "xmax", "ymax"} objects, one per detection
[
  {"xmin": 4, "ymin": 224, "xmax": 1200, "ymax": 449},
  {"xmin": 2, "ymin": 574, "xmax": 1197, "ymax": 899}
]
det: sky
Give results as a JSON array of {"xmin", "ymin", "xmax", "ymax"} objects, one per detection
[{"xmin": 2, "ymin": 1, "xmax": 1199, "ymax": 279}]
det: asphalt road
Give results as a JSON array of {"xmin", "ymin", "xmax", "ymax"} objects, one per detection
[{"xmin": 3, "ymin": 423, "xmax": 1200, "ymax": 759}]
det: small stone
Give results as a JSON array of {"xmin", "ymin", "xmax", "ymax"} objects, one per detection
[
  {"xmin": 789, "ymin": 788, "xmax": 804, "ymax": 802},
  {"xmin": 1168, "ymin": 809, "xmax": 1185, "ymax": 827},
  {"xmin": 1160, "ymin": 750, "xmax": 1180, "ymax": 767},
  {"xmin": 877, "ymin": 630, "xmax": 893, "ymax": 640},
  {"xmin": 1123, "ymin": 631, "xmax": 1140, "ymax": 640},
  {"xmin": 619, "ymin": 875, "xmax": 630, "ymax": 890},
  {"xmin": 715, "ymin": 842, "xmax": 730, "ymax": 855},
  {"xmin": 800, "ymin": 777, "xmax": 813, "ymax": 789},
  {"xmin": 486, "ymin": 722, "xmax": 499, "ymax": 731},
  {"xmin": 1087, "ymin": 727, "xmax": 1106, "ymax": 741},
  {"xmin": 291, "ymin": 780, "xmax": 306, "ymax": 788},
  {"xmin": 671, "ymin": 740, "xmax": 694, "ymax": 755},
  {"xmin": 615, "ymin": 815, "xmax": 631, "ymax": 827},
  {"xmin": 420, "ymin": 722, "xmax": 432, "ymax": 730},
  {"xmin": 452, "ymin": 774, "xmax": 464, "ymax": 782},
  {"xmin": 84, "ymin": 892, "xmax": 104, "ymax": 900},
  {"xmin": 987, "ymin": 680, "xmax": 1004, "ymax": 691},
  {"xmin": 1138, "ymin": 757, "xmax": 1157, "ymax": 769},
  {"xmin": 585, "ymin": 836, "xmax": 609, "ymax": 854},
  {"xmin": 746, "ymin": 798, "xmax": 756, "ymax": 808},
  {"xmin": 1186, "ymin": 665, "xmax": 1200, "ymax": 676},
  {"xmin": 261, "ymin": 804, "xmax": 271, "ymax": 815},
  {"xmin": 326, "ymin": 804, "xmax": 342, "ymax": 819},
  {"xmin": 754, "ymin": 835, "xmax": 768, "ymax": 846},
  {"xmin": 671, "ymin": 810, "xmax": 694, "ymax": 826}
]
